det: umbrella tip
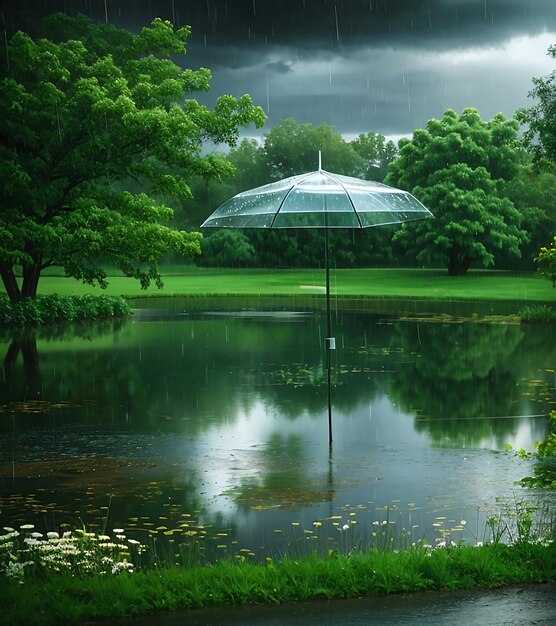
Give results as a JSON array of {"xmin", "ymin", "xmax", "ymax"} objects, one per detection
[{"xmin": 318, "ymin": 150, "xmax": 322, "ymax": 171}]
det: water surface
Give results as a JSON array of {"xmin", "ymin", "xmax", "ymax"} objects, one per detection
[{"xmin": 1, "ymin": 298, "xmax": 554, "ymax": 559}]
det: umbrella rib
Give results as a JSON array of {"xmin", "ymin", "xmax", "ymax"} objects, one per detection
[
  {"xmin": 323, "ymin": 171, "xmax": 364, "ymax": 229},
  {"xmin": 270, "ymin": 172, "xmax": 315, "ymax": 228}
]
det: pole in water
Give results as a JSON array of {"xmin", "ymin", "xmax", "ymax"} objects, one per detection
[
  {"xmin": 324, "ymin": 223, "xmax": 334, "ymax": 444},
  {"xmin": 322, "ymin": 149, "xmax": 333, "ymax": 444}
]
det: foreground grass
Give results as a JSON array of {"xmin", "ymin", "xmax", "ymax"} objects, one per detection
[
  {"xmin": 32, "ymin": 267, "xmax": 556, "ymax": 303},
  {"xmin": 1, "ymin": 542, "xmax": 555, "ymax": 626}
]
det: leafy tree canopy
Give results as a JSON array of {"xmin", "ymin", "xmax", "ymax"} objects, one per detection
[
  {"xmin": 200, "ymin": 229, "xmax": 255, "ymax": 268},
  {"xmin": 517, "ymin": 44, "xmax": 556, "ymax": 169},
  {"xmin": 386, "ymin": 108, "xmax": 527, "ymax": 275},
  {"xmin": 349, "ymin": 131, "xmax": 398, "ymax": 182},
  {"xmin": 501, "ymin": 164, "xmax": 556, "ymax": 268},
  {"xmin": 263, "ymin": 118, "xmax": 364, "ymax": 179},
  {"xmin": 0, "ymin": 14, "xmax": 265, "ymax": 302}
]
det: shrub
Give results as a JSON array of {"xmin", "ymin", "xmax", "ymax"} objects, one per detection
[
  {"xmin": 200, "ymin": 230, "xmax": 255, "ymax": 267},
  {"xmin": 0, "ymin": 295, "xmax": 132, "ymax": 327},
  {"xmin": 518, "ymin": 304, "xmax": 556, "ymax": 323},
  {"xmin": 39, "ymin": 294, "xmax": 77, "ymax": 323}
]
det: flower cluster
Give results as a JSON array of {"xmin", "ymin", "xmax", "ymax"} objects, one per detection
[{"xmin": 0, "ymin": 525, "xmax": 144, "ymax": 582}]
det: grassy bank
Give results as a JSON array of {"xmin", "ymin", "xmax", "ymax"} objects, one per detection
[
  {"xmin": 31, "ymin": 268, "xmax": 556, "ymax": 303},
  {"xmin": 1, "ymin": 541, "xmax": 555, "ymax": 626}
]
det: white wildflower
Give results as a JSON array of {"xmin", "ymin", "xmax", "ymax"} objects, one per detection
[
  {"xmin": 111, "ymin": 561, "xmax": 134, "ymax": 574},
  {"xmin": 23, "ymin": 537, "xmax": 39, "ymax": 546}
]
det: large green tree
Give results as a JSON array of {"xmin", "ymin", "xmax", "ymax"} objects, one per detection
[
  {"xmin": 0, "ymin": 15, "xmax": 265, "ymax": 303},
  {"xmin": 517, "ymin": 44, "xmax": 556, "ymax": 168},
  {"xmin": 263, "ymin": 117, "xmax": 364, "ymax": 179},
  {"xmin": 386, "ymin": 108, "xmax": 527, "ymax": 275},
  {"xmin": 502, "ymin": 164, "xmax": 556, "ymax": 268}
]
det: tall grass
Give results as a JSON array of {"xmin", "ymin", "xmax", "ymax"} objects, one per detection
[
  {"xmin": 1, "ymin": 542, "xmax": 555, "ymax": 626},
  {"xmin": 1, "ymin": 504, "xmax": 555, "ymax": 626},
  {"xmin": 519, "ymin": 304, "xmax": 556, "ymax": 323}
]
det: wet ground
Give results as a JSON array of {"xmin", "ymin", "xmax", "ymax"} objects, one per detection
[{"xmin": 88, "ymin": 583, "xmax": 556, "ymax": 626}]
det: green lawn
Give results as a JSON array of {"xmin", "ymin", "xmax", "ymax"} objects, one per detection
[{"xmin": 30, "ymin": 267, "xmax": 556, "ymax": 303}]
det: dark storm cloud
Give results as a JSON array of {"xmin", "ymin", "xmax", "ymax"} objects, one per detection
[
  {"xmin": 3, "ymin": 0, "xmax": 556, "ymax": 137},
  {"xmin": 265, "ymin": 60, "xmax": 293, "ymax": 74},
  {"xmin": 176, "ymin": 0, "xmax": 556, "ymax": 71},
  {"xmin": 6, "ymin": 1, "xmax": 556, "ymax": 62}
]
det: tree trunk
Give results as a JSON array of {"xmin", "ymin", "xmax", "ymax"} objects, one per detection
[
  {"xmin": 21, "ymin": 260, "xmax": 42, "ymax": 299},
  {"xmin": 447, "ymin": 245, "xmax": 471, "ymax": 276},
  {"xmin": 0, "ymin": 266, "xmax": 21, "ymax": 304}
]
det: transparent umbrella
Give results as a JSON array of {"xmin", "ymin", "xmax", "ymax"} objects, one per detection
[{"xmin": 201, "ymin": 154, "xmax": 433, "ymax": 443}]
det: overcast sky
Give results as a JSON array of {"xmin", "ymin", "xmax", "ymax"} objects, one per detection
[{"xmin": 5, "ymin": 0, "xmax": 556, "ymax": 140}]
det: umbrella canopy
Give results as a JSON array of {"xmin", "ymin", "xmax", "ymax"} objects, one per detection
[{"xmin": 200, "ymin": 169, "xmax": 432, "ymax": 230}]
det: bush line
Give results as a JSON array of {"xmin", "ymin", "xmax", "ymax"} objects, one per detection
[{"xmin": 0, "ymin": 294, "xmax": 132, "ymax": 327}]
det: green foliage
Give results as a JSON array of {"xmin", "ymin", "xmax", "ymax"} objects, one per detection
[
  {"xmin": 386, "ymin": 108, "xmax": 528, "ymax": 275},
  {"xmin": 535, "ymin": 235, "xmax": 556, "ymax": 286},
  {"xmin": 517, "ymin": 44, "xmax": 556, "ymax": 168},
  {"xmin": 0, "ymin": 15, "xmax": 265, "ymax": 303},
  {"xmin": 228, "ymin": 138, "xmax": 272, "ymax": 191},
  {"xmin": 350, "ymin": 131, "xmax": 398, "ymax": 181},
  {"xmin": 519, "ymin": 411, "xmax": 556, "ymax": 489},
  {"xmin": 200, "ymin": 230, "xmax": 256, "ymax": 267},
  {"xmin": 501, "ymin": 166, "xmax": 556, "ymax": 269},
  {"xmin": 518, "ymin": 304, "xmax": 556, "ymax": 323},
  {"xmin": 262, "ymin": 118, "xmax": 365, "ymax": 179},
  {"xmin": 0, "ymin": 294, "xmax": 131, "ymax": 327}
]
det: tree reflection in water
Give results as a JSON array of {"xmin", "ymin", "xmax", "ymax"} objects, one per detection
[{"xmin": 0, "ymin": 303, "xmax": 554, "ymax": 553}]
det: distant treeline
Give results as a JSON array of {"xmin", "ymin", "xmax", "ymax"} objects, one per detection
[{"xmin": 177, "ymin": 117, "xmax": 555, "ymax": 273}]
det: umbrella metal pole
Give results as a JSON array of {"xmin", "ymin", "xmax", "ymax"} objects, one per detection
[{"xmin": 325, "ymin": 226, "xmax": 333, "ymax": 444}]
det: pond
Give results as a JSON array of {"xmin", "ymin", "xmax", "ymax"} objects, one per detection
[{"xmin": 1, "ymin": 297, "xmax": 554, "ymax": 561}]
